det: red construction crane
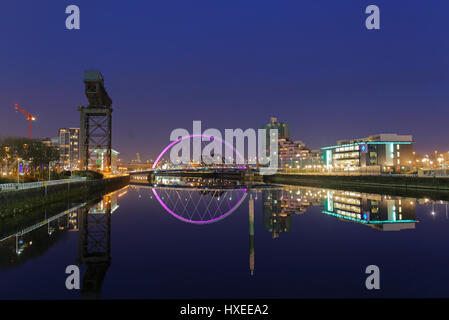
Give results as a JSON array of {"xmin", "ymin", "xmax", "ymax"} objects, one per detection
[{"xmin": 14, "ymin": 104, "xmax": 36, "ymax": 139}]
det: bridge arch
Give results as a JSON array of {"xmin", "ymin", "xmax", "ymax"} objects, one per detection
[
  {"xmin": 152, "ymin": 134, "xmax": 245, "ymax": 169},
  {"xmin": 148, "ymin": 134, "xmax": 248, "ymax": 224}
]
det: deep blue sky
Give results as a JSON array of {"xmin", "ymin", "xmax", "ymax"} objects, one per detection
[{"xmin": 0, "ymin": 1, "xmax": 448, "ymax": 161}]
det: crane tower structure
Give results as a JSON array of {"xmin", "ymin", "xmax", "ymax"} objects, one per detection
[{"xmin": 14, "ymin": 104, "xmax": 36, "ymax": 139}]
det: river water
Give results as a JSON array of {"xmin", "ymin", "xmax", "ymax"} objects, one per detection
[{"xmin": 1, "ymin": 178, "xmax": 449, "ymax": 299}]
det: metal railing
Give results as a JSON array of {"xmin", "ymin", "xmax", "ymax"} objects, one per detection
[
  {"xmin": 0, "ymin": 177, "xmax": 87, "ymax": 191},
  {"xmin": 276, "ymin": 168, "xmax": 448, "ymax": 178}
]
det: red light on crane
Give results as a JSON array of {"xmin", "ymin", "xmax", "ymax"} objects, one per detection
[{"xmin": 14, "ymin": 104, "xmax": 36, "ymax": 139}]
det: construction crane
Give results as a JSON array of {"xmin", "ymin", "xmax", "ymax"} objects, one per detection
[{"xmin": 14, "ymin": 104, "xmax": 36, "ymax": 139}]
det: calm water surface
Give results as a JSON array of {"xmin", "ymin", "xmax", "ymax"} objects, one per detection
[{"xmin": 1, "ymin": 179, "xmax": 449, "ymax": 299}]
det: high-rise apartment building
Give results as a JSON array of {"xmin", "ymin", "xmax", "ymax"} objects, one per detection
[
  {"xmin": 263, "ymin": 117, "xmax": 290, "ymax": 141},
  {"xmin": 59, "ymin": 128, "xmax": 80, "ymax": 170}
]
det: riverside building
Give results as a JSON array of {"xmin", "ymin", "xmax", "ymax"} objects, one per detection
[
  {"xmin": 59, "ymin": 128, "xmax": 80, "ymax": 170},
  {"xmin": 321, "ymin": 134, "xmax": 413, "ymax": 173}
]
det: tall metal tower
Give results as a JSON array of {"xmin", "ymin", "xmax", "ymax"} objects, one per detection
[{"xmin": 78, "ymin": 71, "xmax": 113, "ymax": 172}]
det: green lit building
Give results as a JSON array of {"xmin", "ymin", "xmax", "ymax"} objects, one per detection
[
  {"xmin": 321, "ymin": 134, "xmax": 413, "ymax": 173},
  {"xmin": 92, "ymin": 149, "xmax": 120, "ymax": 173},
  {"xmin": 322, "ymin": 190, "xmax": 416, "ymax": 231}
]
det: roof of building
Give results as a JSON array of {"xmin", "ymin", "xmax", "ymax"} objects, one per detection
[
  {"xmin": 321, "ymin": 140, "xmax": 413, "ymax": 150},
  {"xmin": 336, "ymin": 133, "xmax": 412, "ymax": 145}
]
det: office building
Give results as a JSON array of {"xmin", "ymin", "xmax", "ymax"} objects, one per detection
[
  {"xmin": 93, "ymin": 149, "xmax": 120, "ymax": 173},
  {"xmin": 321, "ymin": 134, "xmax": 413, "ymax": 173}
]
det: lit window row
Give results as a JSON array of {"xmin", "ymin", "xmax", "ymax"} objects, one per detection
[
  {"xmin": 333, "ymin": 152, "xmax": 359, "ymax": 159},
  {"xmin": 335, "ymin": 209, "xmax": 362, "ymax": 220},
  {"xmin": 335, "ymin": 145, "xmax": 359, "ymax": 152},
  {"xmin": 334, "ymin": 202, "xmax": 361, "ymax": 213},
  {"xmin": 334, "ymin": 196, "xmax": 361, "ymax": 205},
  {"xmin": 334, "ymin": 159, "xmax": 359, "ymax": 166}
]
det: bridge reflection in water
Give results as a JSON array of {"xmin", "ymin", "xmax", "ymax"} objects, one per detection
[
  {"xmin": 131, "ymin": 177, "xmax": 421, "ymax": 275},
  {"xmin": 1, "ymin": 178, "xmax": 439, "ymax": 297}
]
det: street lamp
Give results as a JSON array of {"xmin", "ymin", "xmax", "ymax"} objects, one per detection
[
  {"xmin": 17, "ymin": 158, "xmax": 22, "ymax": 183},
  {"xmin": 48, "ymin": 161, "xmax": 56, "ymax": 181}
]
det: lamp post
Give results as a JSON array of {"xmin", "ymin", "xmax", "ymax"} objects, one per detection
[
  {"xmin": 48, "ymin": 161, "xmax": 55, "ymax": 181},
  {"xmin": 17, "ymin": 158, "xmax": 22, "ymax": 183}
]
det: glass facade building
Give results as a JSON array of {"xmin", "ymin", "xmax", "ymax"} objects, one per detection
[{"xmin": 321, "ymin": 134, "xmax": 414, "ymax": 173}]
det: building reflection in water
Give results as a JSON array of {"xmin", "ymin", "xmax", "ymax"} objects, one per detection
[
  {"xmin": 0, "ymin": 203, "xmax": 86, "ymax": 258},
  {"xmin": 323, "ymin": 190, "xmax": 416, "ymax": 231},
  {"xmin": 263, "ymin": 186, "xmax": 418, "ymax": 236},
  {"xmin": 262, "ymin": 187, "xmax": 324, "ymax": 239},
  {"xmin": 0, "ymin": 181, "xmax": 437, "ymax": 293}
]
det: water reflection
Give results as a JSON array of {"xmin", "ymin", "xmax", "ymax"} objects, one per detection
[
  {"xmin": 323, "ymin": 190, "xmax": 416, "ymax": 231},
  {"xmin": 0, "ymin": 203, "xmax": 83, "ymax": 258},
  {"xmin": 0, "ymin": 187, "xmax": 128, "ymax": 298},
  {"xmin": 262, "ymin": 188, "xmax": 322, "ymax": 239},
  {"xmin": 151, "ymin": 176, "xmax": 246, "ymax": 189},
  {"xmin": 141, "ymin": 176, "xmax": 270, "ymax": 224},
  {"xmin": 1, "ymin": 178, "xmax": 449, "ymax": 298},
  {"xmin": 0, "ymin": 203, "xmax": 83, "ymax": 267},
  {"xmin": 262, "ymin": 186, "xmax": 419, "ymax": 236}
]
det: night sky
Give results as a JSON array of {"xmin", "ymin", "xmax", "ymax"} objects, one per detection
[{"xmin": 0, "ymin": 0, "xmax": 448, "ymax": 161}]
